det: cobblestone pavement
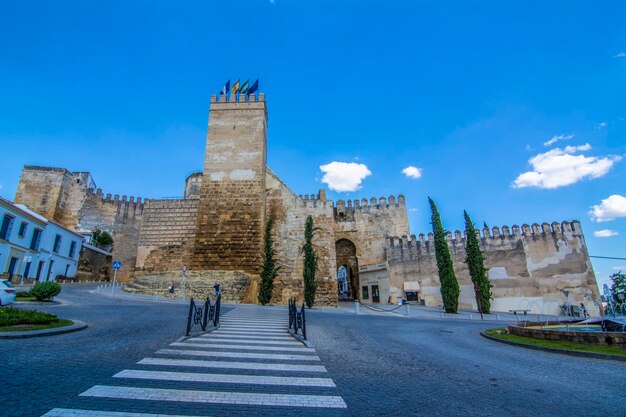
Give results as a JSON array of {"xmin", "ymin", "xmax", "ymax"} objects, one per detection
[
  {"xmin": 305, "ymin": 310, "xmax": 626, "ymax": 417},
  {"xmin": 3, "ymin": 286, "xmax": 625, "ymax": 416}
]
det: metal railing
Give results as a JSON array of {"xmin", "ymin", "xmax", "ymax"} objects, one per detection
[
  {"xmin": 185, "ymin": 295, "xmax": 221, "ymax": 336},
  {"xmin": 288, "ymin": 297, "xmax": 306, "ymax": 340}
]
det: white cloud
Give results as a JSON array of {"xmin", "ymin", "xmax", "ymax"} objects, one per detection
[
  {"xmin": 594, "ymin": 229, "xmax": 619, "ymax": 238},
  {"xmin": 544, "ymin": 134, "xmax": 574, "ymax": 147},
  {"xmin": 319, "ymin": 161, "xmax": 371, "ymax": 192},
  {"xmin": 409, "ymin": 208, "xmax": 418, "ymax": 212},
  {"xmin": 590, "ymin": 194, "xmax": 626, "ymax": 222},
  {"xmin": 512, "ymin": 144, "xmax": 621, "ymax": 189},
  {"xmin": 402, "ymin": 166, "xmax": 423, "ymax": 179},
  {"xmin": 613, "ymin": 266, "xmax": 626, "ymax": 271},
  {"xmin": 596, "ymin": 122, "xmax": 608, "ymax": 129},
  {"xmin": 614, "ymin": 52, "xmax": 626, "ymax": 58},
  {"xmin": 563, "ymin": 143, "xmax": 591, "ymax": 152}
]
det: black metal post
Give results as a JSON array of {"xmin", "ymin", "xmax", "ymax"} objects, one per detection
[
  {"xmin": 301, "ymin": 302, "xmax": 307, "ymax": 340},
  {"xmin": 185, "ymin": 298, "xmax": 195, "ymax": 336},
  {"xmin": 202, "ymin": 297, "xmax": 209, "ymax": 331},
  {"xmin": 214, "ymin": 294, "xmax": 221, "ymax": 326}
]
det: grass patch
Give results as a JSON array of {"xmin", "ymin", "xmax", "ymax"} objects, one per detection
[
  {"xmin": 0, "ymin": 319, "xmax": 74, "ymax": 332},
  {"xmin": 485, "ymin": 327, "xmax": 626, "ymax": 357},
  {"xmin": 0, "ymin": 307, "xmax": 58, "ymax": 326}
]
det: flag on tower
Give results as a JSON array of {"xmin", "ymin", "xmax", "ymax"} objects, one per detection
[
  {"xmin": 239, "ymin": 79, "xmax": 249, "ymax": 94},
  {"xmin": 220, "ymin": 80, "xmax": 230, "ymax": 96},
  {"xmin": 247, "ymin": 79, "xmax": 259, "ymax": 95},
  {"xmin": 231, "ymin": 79, "xmax": 240, "ymax": 95}
]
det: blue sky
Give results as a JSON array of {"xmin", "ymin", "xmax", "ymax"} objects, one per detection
[{"xmin": 1, "ymin": 1, "xmax": 625, "ymax": 289}]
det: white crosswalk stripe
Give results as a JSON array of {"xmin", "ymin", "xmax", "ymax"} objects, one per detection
[
  {"xmin": 183, "ymin": 337, "xmax": 301, "ymax": 345},
  {"xmin": 138, "ymin": 357, "xmax": 328, "ymax": 372},
  {"xmin": 156, "ymin": 348, "xmax": 321, "ymax": 361},
  {"xmin": 170, "ymin": 341, "xmax": 316, "ymax": 352},
  {"xmin": 80, "ymin": 385, "xmax": 347, "ymax": 408},
  {"xmin": 114, "ymin": 369, "xmax": 336, "ymax": 387},
  {"xmin": 42, "ymin": 306, "xmax": 347, "ymax": 416},
  {"xmin": 42, "ymin": 409, "xmax": 204, "ymax": 417},
  {"xmin": 203, "ymin": 333, "xmax": 293, "ymax": 340}
]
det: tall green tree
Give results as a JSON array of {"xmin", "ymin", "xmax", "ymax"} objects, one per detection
[
  {"xmin": 258, "ymin": 217, "xmax": 280, "ymax": 305},
  {"xmin": 429, "ymin": 197, "xmax": 460, "ymax": 313},
  {"xmin": 302, "ymin": 215, "xmax": 318, "ymax": 308},
  {"xmin": 464, "ymin": 210, "xmax": 493, "ymax": 314}
]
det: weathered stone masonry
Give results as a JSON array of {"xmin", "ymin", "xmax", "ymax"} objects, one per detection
[{"xmin": 386, "ymin": 221, "xmax": 601, "ymax": 316}]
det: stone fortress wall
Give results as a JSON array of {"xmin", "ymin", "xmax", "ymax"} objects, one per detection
[
  {"xmin": 386, "ymin": 221, "xmax": 601, "ymax": 316},
  {"xmin": 12, "ymin": 90, "xmax": 601, "ymax": 311},
  {"xmin": 14, "ymin": 166, "xmax": 144, "ymax": 279}
]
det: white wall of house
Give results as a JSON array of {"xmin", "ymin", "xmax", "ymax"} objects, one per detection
[
  {"xmin": 0, "ymin": 198, "xmax": 82, "ymax": 282},
  {"xmin": 38, "ymin": 221, "xmax": 81, "ymax": 281}
]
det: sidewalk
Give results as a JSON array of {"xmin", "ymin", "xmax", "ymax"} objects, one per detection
[
  {"xmin": 89, "ymin": 286, "xmax": 568, "ymax": 324},
  {"xmin": 336, "ymin": 301, "xmax": 566, "ymax": 323}
]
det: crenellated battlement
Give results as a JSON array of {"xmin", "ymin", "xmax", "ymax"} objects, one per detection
[
  {"xmin": 333, "ymin": 194, "xmax": 406, "ymax": 209},
  {"xmin": 210, "ymin": 93, "xmax": 265, "ymax": 104},
  {"xmin": 88, "ymin": 187, "xmax": 146, "ymax": 207},
  {"xmin": 386, "ymin": 220, "xmax": 584, "ymax": 261},
  {"xmin": 331, "ymin": 195, "xmax": 406, "ymax": 222}
]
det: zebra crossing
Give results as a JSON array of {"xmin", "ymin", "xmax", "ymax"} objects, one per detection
[{"xmin": 41, "ymin": 306, "xmax": 348, "ymax": 416}]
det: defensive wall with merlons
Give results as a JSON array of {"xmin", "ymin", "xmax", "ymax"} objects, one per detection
[{"xmin": 385, "ymin": 220, "xmax": 601, "ymax": 316}]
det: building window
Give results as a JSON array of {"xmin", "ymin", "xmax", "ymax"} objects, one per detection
[
  {"xmin": 36, "ymin": 261, "xmax": 45, "ymax": 280},
  {"xmin": 30, "ymin": 228, "xmax": 42, "ymax": 250},
  {"xmin": 18, "ymin": 222, "xmax": 28, "ymax": 238},
  {"xmin": 362, "ymin": 286, "xmax": 369, "ymax": 299},
  {"xmin": 53, "ymin": 234, "xmax": 62, "ymax": 253},
  {"xmin": 69, "ymin": 241, "xmax": 77, "ymax": 258},
  {"xmin": 0, "ymin": 214, "xmax": 15, "ymax": 240}
]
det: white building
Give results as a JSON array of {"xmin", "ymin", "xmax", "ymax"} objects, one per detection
[{"xmin": 0, "ymin": 197, "xmax": 82, "ymax": 283}]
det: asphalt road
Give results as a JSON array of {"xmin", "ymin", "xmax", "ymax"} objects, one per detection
[{"xmin": 2, "ymin": 285, "xmax": 624, "ymax": 417}]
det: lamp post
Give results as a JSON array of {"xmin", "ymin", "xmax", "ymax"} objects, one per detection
[{"xmin": 181, "ymin": 265, "xmax": 187, "ymax": 300}]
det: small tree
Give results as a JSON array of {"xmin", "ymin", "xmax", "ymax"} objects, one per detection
[
  {"xmin": 429, "ymin": 197, "xmax": 460, "ymax": 313},
  {"xmin": 92, "ymin": 228, "xmax": 113, "ymax": 247},
  {"xmin": 302, "ymin": 215, "xmax": 318, "ymax": 308},
  {"xmin": 464, "ymin": 210, "xmax": 493, "ymax": 314},
  {"xmin": 258, "ymin": 217, "xmax": 280, "ymax": 305}
]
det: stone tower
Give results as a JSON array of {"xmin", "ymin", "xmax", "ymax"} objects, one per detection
[{"xmin": 191, "ymin": 93, "xmax": 268, "ymax": 273}]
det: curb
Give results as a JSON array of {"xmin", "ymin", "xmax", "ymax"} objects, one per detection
[
  {"xmin": 288, "ymin": 329, "xmax": 313, "ymax": 347},
  {"xmin": 0, "ymin": 319, "xmax": 88, "ymax": 339},
  {"xmin": 14, "ymin": 300, "xmax": 61, "ymax": 306},
  {"xmin": 480, "ymin": 331, "xmax": 626, "ymax": 363}
]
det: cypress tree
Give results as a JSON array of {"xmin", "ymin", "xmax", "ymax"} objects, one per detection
[
  {"xmin": 258, "ymin": 217, "xmax": 280, "ymax": 305},
  {"xmin": 429, "ymin": 197, "xmax": 460, "ymax": 313},
  {"xmin": 464, "ymin": 210, "xmax": 493, "ymax": 314},
  {"xmin": 302, "ymin": 215, "xmax": 318, "ymax": 308}
]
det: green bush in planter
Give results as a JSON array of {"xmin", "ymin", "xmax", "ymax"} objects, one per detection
[{"xmin": 29, "ymin": 281, "xmax": 62, "ymax": 301}]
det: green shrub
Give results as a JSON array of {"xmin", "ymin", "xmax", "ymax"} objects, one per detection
[
  {"xmin": 15, "ymin": 291, "xmax": 32, "ymax": 298},
  {"xmin": 29, "ymin": 281, "xmax": 62, "ymax": 301},
  {"xmin": 0, "ymin": 307, "xmax": 58, "ymax": 326},
  {"xmin": 92, "ymin": 228, "xmax": 113, "ymax": 247}
]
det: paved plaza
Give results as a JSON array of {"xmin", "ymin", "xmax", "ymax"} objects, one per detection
[{"xmin": 2, "ymin": 285, "xmax": 624, "ymax": 416}]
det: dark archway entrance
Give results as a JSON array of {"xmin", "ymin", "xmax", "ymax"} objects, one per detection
[{"xmin": 336, "ymin": 239, "xmax": 359, "ymax": 300}]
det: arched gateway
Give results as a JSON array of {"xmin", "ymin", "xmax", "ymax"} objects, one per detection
[{"xmin": 335, "ymin": 239, "xmax": 359, "ymax": 300}]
